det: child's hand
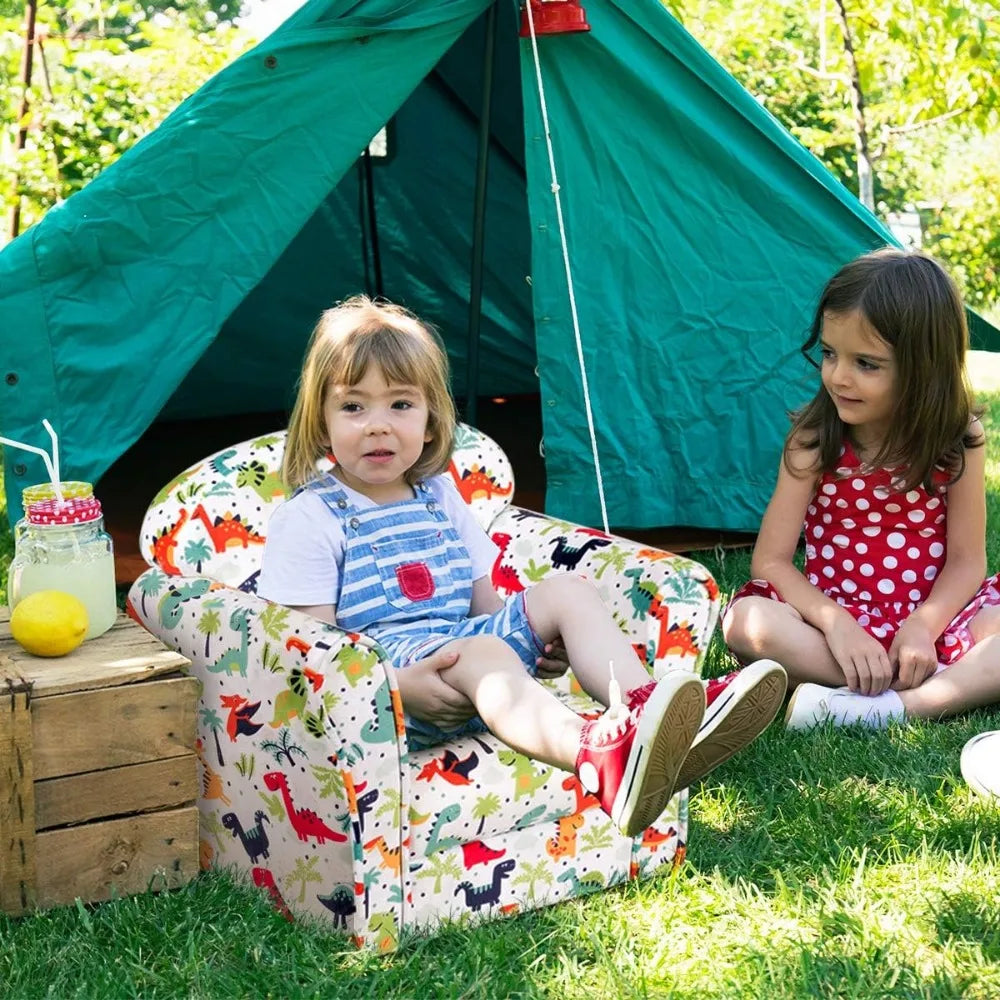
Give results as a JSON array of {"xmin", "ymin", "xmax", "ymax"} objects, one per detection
[
  {"xmin": 889, "ymin": 619, "xmax": 938, "ymax": 690},
  {"xmin": 396, "ymin": 647, "xmax": 477, "ymax": 730},
  {"xmin": 536, "ymin": 638, "xmax": 570, "ymax": 679},
  {"xmin": 825, "ymin": 615, "xmax": 894, "ymax": 696}
]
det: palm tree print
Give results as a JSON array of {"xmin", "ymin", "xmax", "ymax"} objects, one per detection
[
  {"xmin": 512, "ymin": 859, "xmax": 553, "ymax": 902},
  {"xmin": 361, "ymin": 869, "xmax": 381, "ymax": 918},
  {"xmin": 183, "ymin": 537, "xmax": 213, "ymax": 574},
  {"xmin": 137, "ymin": 568, "xmax": 166, "ymax": 615},
  {"xmin": 200, "ymin": 811, "xmax": 229, "ymax": 854},
  {"xmin": 592, "ymin": 544, "xmax": 628, "ymax": 580},
  {"xmin": 285, "ymin": 855, "xmax": 323, "ymax": 903},
  {"xmin": 196, "ymin": 608, "xmax": 222, "ymax": 658},
  {"xmin": 581, "ymin": 820, "xmax": 615, "ymax": 852},
  {"xmin": 199, "ymin": 707, "xmax": 226, "ymax": 767},
  {"xmin": 261, "ymin": 727, "xmax": 307, "ymax": 767},
  {"xmin": 416, "ymin": 852, "xmax": 462, "ymax": 894},
  {"xmin": 251, "ymin": 434, "xmax": 282, "ymax": 451},
  {"xmin": 472, "ymin": 793, "xmax": 502, "ymax": 835},
  {"xmin": 375, "ymin": 788, "xmax": 400, "ymax": 827}
]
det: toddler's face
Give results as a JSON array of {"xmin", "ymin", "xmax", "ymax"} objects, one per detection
[{"xmin": 323, "ymin": 365, "xmax": 432, "ymax": 503}]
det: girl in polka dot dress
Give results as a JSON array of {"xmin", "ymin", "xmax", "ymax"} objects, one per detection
[{"xmin": 723, "ymin": 248, "xmax": 1000, "ymax": 729}]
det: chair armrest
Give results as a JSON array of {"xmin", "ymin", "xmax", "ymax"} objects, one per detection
[
  {"xmin": 126, "ymin": 569, "xmax": 412, "ymax": 934},
  {"xmin": 487, "ymin": 507, "xmax": 720, "ymax": 681}
]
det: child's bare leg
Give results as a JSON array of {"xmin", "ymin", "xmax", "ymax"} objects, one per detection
[
  {"xmin": 436, "ymin": 635, "xmax": 583, "ymax": 770},
  {"xmin": 898, "ymin": 610, "xmax": 1000, "ymax": 719},
  {"xmin": 723, "ymin": 596, "xmax": 844, "ymax": 687},
  {"xmin": 521, "ymin": 575, "xmax": 651, "ymax": 701}
]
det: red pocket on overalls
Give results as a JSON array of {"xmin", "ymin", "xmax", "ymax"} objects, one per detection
[{"xmin": 395, "ymin": 561, "xmax": 435, "ymax": 601}]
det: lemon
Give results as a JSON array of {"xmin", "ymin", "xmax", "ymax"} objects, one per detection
[{"xmin": 10, "ymin": 590, "xmax": 89, "ymax": 657}]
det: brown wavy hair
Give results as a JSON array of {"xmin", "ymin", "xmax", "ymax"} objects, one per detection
[
  {"xmin": 282, "ymin": 296, "xmax": 456, "ymax": 490},
  {"xmin": 787, "ymin": 248, "xmax": 979, "ymax": 491}
]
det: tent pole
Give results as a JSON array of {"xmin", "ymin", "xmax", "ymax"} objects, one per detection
[
  {"xmin": 465, "ymin": 0, "xmax": 498, "ymax": 426},
  {"xmin": 9, "ymin": 0, "xmax": 38, "ymax": 241},
  {"xmin": 362, "ymin": 148, "xmax": 384, "ymax": 298}
]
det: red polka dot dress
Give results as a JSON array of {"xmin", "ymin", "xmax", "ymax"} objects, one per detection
[{"xmin": 730, "ymin": 441, "xmax": 1000, "ymax": 665}]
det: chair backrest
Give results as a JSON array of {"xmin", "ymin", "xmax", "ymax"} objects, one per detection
[{"xmin": 139, "ymin": 423, "xmax": 515, "ymax": 590}]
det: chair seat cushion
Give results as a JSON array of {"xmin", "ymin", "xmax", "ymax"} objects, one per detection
[{"xmin": 405, "ymin": 683, "xmax": 603, "ymax": 853}]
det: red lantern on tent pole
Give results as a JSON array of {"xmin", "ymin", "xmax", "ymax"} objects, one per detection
[{"xmin": 519, "ymin": 0, "xmax": 591, "ymax": 37}]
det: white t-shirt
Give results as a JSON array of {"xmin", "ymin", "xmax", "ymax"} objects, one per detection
[{"xmin": 256, "ymin": 475, "xmax": 499, "ymax": 608}]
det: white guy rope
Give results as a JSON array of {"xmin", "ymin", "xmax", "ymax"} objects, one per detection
[{"xmin": 523, "ymin": 1, "xmax": 609, "ymax": 534}]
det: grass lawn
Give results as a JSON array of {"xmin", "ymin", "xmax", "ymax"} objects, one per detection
[{"xmin": 2, "ymin": 398, "xmax": 1000, "ymax": 998}]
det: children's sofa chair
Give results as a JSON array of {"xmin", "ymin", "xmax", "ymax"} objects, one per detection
[{"xmin": 128, "ymin": 424, "xmax": 721, "ymax": 949}]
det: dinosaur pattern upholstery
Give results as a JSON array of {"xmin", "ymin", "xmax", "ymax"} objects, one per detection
[{"xmin": 129, "ymin": 424, "xmax": 720, "ymax": 949}]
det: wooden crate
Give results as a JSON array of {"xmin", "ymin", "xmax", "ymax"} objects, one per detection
[{"xmin": 0, "ymin": 610, "xmax": 199, "ymax": 915}]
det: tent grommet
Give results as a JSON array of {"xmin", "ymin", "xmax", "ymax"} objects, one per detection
[{"xmin": 264, "ymin": 55, "xmax": 278, "ymax": 69}]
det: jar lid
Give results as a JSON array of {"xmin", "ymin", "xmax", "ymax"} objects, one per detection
[
  {"xmin": 22, "ymin": 481, "xmax": 94, "ymax": 505},
  {"xmin": 26, "ymin": 495, "xmax": 103, "ymax": 525}
]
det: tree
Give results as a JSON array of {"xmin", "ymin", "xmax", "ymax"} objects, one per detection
[
  {"xmin": 665, "ymin": 0, "xmax": 1000, "ymax": 309},
  {"xmin": 1, "ymin": 0, "xmax": 254, "ymax": 239}
]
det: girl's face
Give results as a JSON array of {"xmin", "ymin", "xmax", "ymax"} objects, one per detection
[
  {"xmin": 323, "ymin": 364, "xmax": 432, "ymax": 503},
  {"xmin": 820, "ymin": 309, "xmax": 898, "ymax": 449}
]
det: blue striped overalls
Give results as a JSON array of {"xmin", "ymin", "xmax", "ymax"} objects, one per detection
[{"xmin": 304, "ymin": 473, "xmax": 543, "ymax": 745}]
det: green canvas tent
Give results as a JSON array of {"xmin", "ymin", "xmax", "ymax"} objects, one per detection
[{"xmin": 2, "ymin": 0, "xmax": 996, "ymax": 531}]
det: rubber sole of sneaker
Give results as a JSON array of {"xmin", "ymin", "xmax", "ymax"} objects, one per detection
[
  {"xmin": 611, "ymin": 674, "xmax": 705, "ymax": 837},
  {"xmin": 673, "ymin": 662, "xmax": 787, "ymax": 790},
  {"xmin": 960, "ymin": 730, "xmax": 1000, "ymax": 798}
]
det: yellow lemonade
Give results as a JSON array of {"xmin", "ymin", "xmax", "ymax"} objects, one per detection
[{"xmin": 9, "ymin": 548, "xmax": 117, "ymax": 640}]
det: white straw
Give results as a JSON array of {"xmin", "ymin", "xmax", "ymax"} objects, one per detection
[
  {"xmin": 0, "ymin": 423, "xmax": 65, "ymax": 502},
  {"xmin": 43, "ymin": 419, "xmax": 60, "ymax": 488}
]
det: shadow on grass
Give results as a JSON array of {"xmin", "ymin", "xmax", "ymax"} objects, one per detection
[{"xmin": 685, "ymin": 702, "xmax": 1000, "ymax": 894}]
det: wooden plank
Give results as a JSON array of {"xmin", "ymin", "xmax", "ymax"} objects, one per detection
[
  {"xmin": 0, "ymin": 676, "xmax": 38, "ymax": 915},
  {"xmin": 30, "ymin": 675, "xmax": 199, "ymax": 781},
  {"xmin": 34, "ymin": 806, "xmax": 199, "ymax": 909},
  {"xmin": 35, "ymin": 755, "xmax": 197, "ymax": 831},
  {"xmin": 0, "ymin": 611, "xmax": 190, "ymax": 697}
]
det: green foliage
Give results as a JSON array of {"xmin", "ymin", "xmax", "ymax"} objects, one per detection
[
  {"xmin": 0, "ymin": 1, "xmax": 254, "ymax": 237},
  {"xmin": 667, "ymin": 0, "xmax": 1000, "ymax": 309}
]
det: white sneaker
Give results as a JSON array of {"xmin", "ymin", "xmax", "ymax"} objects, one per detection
[
  {"xmin": 960, "ymin": 731, "xmax": 1000, "ymax": 799},
  {"xmin": 784, "ymin": 683, "xmax": 905, "ymax": 730}
]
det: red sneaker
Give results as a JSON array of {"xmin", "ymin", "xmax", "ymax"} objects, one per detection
[
  {"xmin": 576, "ymin": 672, "xmax": 704, "ymax": 837},
  {"xmin": 672, "ymin": 659, "xmax": 787, "ymax": 790}
]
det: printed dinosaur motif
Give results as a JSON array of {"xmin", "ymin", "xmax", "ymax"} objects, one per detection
[
  {"xmin": 361, "ymin": 683, "xmax": 402, "ymax": 744},
  {"xmin": 424, "ymin": 803, "xmax": 463, "ymax": 856},
  {"xmin": 207, "ymin": 609, "xmax": 251, "ymax": 676},
  {"xmin": 545, "ymin": 812, "xmax": 585, "ymax": 860},
  {"xmin": 648, "ymin": 597, "xmax": 699, "ymax": 661},
  {"xmin": 262, "ymin": 771, "xmax": 347, "ymax": 844},
  {"xmin": 270, "ymin": 666, "xmax": 324, "ymax": 727},
  {"xmin": 550, "ymin": 535, "xmax": 611, "ymax": 571},
  {"xmin": 462, "ymin": 841, "xmax": 507, "ymax": 868},
  {"xmin": 222, "ymin": 809, "xmax": 271, "ymax": 864},
  {"xmin": 556, "ymin": 867, "xmax": 605, "ymax": 895},
  {"xmin": 150, "ymin": 509, "xmax": 189, "ymax": 576},
  {"xmin": 334, "ymin": 645, "xmax": 379, "ymax": 688},
  {"xmin": 220, "ymin": 693, "xmax": 264, "ymax": 741},
  {"xmin": 211, "ymin": 449, "xmax": 239, "ymax": 477},
  {"xmin": 363, "ymin": 835, "xmax": 407, "ymax": 876},
  {"xmin": 454, "ymin": 859, "xmax": 516, "ymax": 912},
  {"xmin": 368, "ymin": 912, "xmax": 398, "ymax": 953},
  {"xmin": 343, "ymin": 772, "xmax": 377, "ymax": 840},
  {"xmin": 317, "ymin": 884, "xmax": 356, "ymax": 930},
  {"xmin": 158, "ymin": 578, "xmax": 213, "ymax": 628},
  {"xmin": 624, "ymin": 567, "xmax": 659, "ymax": 620},
  {"xmin": 561, "ymin": 774, "xmax": 601, "ymax": 814},
  {"xmin": 251, "ymin": 867, "xmax": 294, "ymax": 922},
  {"xmin": 191, "ymin": 502, "xmax": 266, "ymax": 553},
  {"xmin": 641, "ymin": 824, "xmax": 677, "ymax": 852},
  {"xmin": 490, "ymin": 532, "xmax": 525, "ymax": 596},
  {"xmin": 416, "ymin": 748, "xmax": 480, "ymax": 785},
  {"xmin": 236, "ymin": 458, "xmax": 286, "ymax": 503},
  {"xmin": 194, "ymin": 738, "xmax": 231, "ymax": 806},
  {"xmin": 447, "ymin": 461, "xmax": 514, "ymax": 504},
  {"xmin": 497, "ymin": 749, "xmax": 553, "ymax": 798}
]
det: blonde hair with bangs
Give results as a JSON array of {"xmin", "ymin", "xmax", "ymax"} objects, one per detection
[{"xmin": 283, "ymin": 296, "xmax": 456, "ymax": 490}]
